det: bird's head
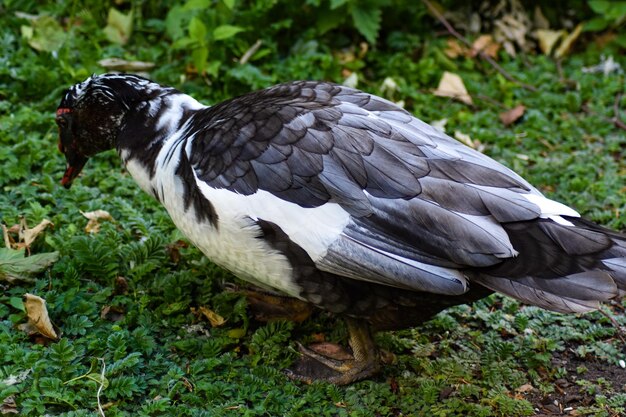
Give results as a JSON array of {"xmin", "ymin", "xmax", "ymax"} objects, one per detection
[{"xmin": 56, "ymin": 73, "xmax": 157, "ymax": 188}]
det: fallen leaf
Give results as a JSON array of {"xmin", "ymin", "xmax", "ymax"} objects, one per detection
[
  {"xmin": 342, "ymin": 72, "xmax": 358, "ymax": 89},
  {"xmin": 493, "ymin": 13, "xmax": 529, "ymax": 56},
  {"xmin": 470, "ymin": 34, "xmax": 500, "ymax": 59},
  {"xmin": 535, "ymin": 29, "xmax": 565, "ymax": 55},
  {"xmin": 379, "ymin": 77, "xmax": 398, "ymax": 96},
  {"xmin": 4, "ymin": 218, "xmax": 54, "ymax": 251},
  {"xmin": 555, "ymin": 24, "xmax": 582, "ymax": 58},
  {"xmin": 482, "ymin": 41, "xmax": 500, "ymax": 59},
  {"xmin": 431, "ymin": 118, "xmax": 448, "ymax": 132},
  {"xmin": 21, "ymin": 293, "xmax": 58, "ymax": 340},
  {"xmin": 0, "ymin": 248, "xmax": 59, "ymax": 283},
  {"xmin": 81, "ymin": 210, "xmax": 113, "ymax": 234},
  {"xmin": 0, "ymin": 395, "xmax": 18, "ymax": 415},
  {"xmin": 444, "ymin": 38, "xmax": 466, "ymax": 58},
  {"xmin": 516, "ymin": 383, "xmax": 535, "ymax": 393},
  {"xmin": 2, "ymin": 224, "xmax": 10, "ymax": 249},
  {"xmin": 197, "ymin": 306, "xmax": 227, "ymax": 327},
  {"xmin": 100, "ymin": 305, "xmax": 125, "ymax": 322},
  {"xmin": 19, "ymin": 218, "xmax": 53, "ymax": 249},
  {"xmin": 454, "ymin": 131, "xmax": 475, "ymax": 148},
  {"xmin": 183, "ymin": 323, "xmax": 211, "ymax": 337},
  {"xmin": 499, "ymin": 104, "xmax": 526, "ymax": 126},
  {"xmin": 81, "ymin": 210, "xmax": 113, "ymax": 221},
  {"xmin": 1, "ymin": 369, "xmax": 31, "ymax": 386},
  {"xmin": 434, "ymin": 71, "xmax": 473, "ymax": 105},
  {"xmin": 98, "ymin": 58, "xmax": 155, "ymax": 72},
  {"xmin": 103, "ymin": 8, "xmax": 133, "ymax": 45}
]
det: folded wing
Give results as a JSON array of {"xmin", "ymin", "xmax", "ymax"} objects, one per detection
[{"xmin": 184, "ymin": 81, "xmax": 626, "ymax": 310}]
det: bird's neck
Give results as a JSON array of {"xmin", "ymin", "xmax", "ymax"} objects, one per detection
[{"xmin": 116, "ymin": 91, "xmax": 206, "ymax": 174}]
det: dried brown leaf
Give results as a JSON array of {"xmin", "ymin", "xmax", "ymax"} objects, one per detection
[
  {"xmin": 454, "ymin": 131, "xmax": 474, "ymax": 148},
  {"xmin": 535, "ymin": 29, "xmax": 565, "ymax": 55},
  {"xmin": 98, "ymin": 58, "xmax": 155, "ymax": 72},
  {"xmin": 499, "ymin": 104, "xmax": 526, "ymax": 126},
  {"xmin": 81, "ymin": 210, "xmax": 113, "ymax": 234},
  {"xmin": 2, "ymin": 224, "xmax": 10, "ymax": 249},
  {"xmin": 516, "ymin": 383, "xmax": 535, "ymax": 393},
  {"xmin": 555, "ymin": 24, "xmax": 582, "ymax": 59},
  {"xmin": 18, "ymin": 218, "xmax": 53, "ymax": 249},
  {"xmin": 483, "ymin": 41, "xmax": 501, "ymax": 59},
  {"xmin": 434, "ymin": 71, "xmax": 473, "ymax": 105},
  {"xmin": 431, "ymin": 118, "xmax": 448, "ymax": 132},
  {"xmin": 81, "ymin": 210, "xmax": 113, "ymax": 221},
  {"xmin": 470, "ymin": 34, "xmax": 500, "ymax": 59},
  {"xmin": 444, "ymin": 38, "xmax": 466, "ymax": 58},
  {"xmin": 197, "ymin": 306, "xmax": 227, "ymax": 327},
  {"xmin": 103, "ymin": 8, "xmax": 133, "ymax": 45},
  {"xmin": 100, "ymin": 305, "xmax": 125, "ymax": 322},
  {"xmin": 1, "ymin": 395, "xmax": 18, "ymax": 414},
  {"xmin": 1, "ymin": 369, "xmax": 30, "ymax": 386},
  {"xmin": 6, "ymin": 224, "xmax": 20, "ymax": 234},
  {"xmin": 493, "ymin": 13, "xmax": 529, "ymax": 53},
  {"xmin": 501, "ymin": 40, "xmax": 516, "ymax": 57},
  {"xmin": 22, "ymin": 293, "xmax": 58, "ymax": 340}
]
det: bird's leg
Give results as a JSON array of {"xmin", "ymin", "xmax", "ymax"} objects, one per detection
[
  {"xmin": 224, "ymin": 283, "xmax": 314, "ymax": 322},
  {"xmin": 286, "ymin": 317, "xmax": 381, "ymax": 385}
]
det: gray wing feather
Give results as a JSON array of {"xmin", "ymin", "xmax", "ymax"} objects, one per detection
[
  {"xmin": 416, "ymin": 179, "xmax": 541, "ymax": 221},
  {"xmin": 474, "ymin": 272, "xmax": 616, "ymax": 313},
  {"xmin": 317, "ymin": 233, "xmax": 470, "ymax": 295},
  {"xmin": 344, "ymin": 195, "xmax": 517, "ymax": 269},
  {"xmin": 538, "ymin": 221, "xmax": 611, "ymax": 255}
]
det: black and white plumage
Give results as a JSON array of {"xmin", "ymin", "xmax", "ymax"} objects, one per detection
[{"xmin": 56, "ymin": 74, "xmax": 626, "ymax": 383}]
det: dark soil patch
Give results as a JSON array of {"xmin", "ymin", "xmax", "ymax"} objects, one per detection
[{"xmin": 522, "ymin": 344, "xmax": 626, "ymax": 416}]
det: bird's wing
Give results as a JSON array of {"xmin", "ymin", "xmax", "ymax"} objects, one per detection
[{"xmin": 185, "ymin": 81, "xmax": 577, "ymax": 295}]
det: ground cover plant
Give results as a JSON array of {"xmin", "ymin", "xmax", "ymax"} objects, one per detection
[{"xmin": 0, "ymin": 0, "xmax": 625, "ymax": 416}]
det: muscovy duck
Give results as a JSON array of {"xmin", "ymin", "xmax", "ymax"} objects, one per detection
[{"xmin": 56, "ymin": 74, "xmax": 626, "ymax": 384}]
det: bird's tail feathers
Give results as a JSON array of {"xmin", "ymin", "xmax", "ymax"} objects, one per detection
[{"xmin": 473, "ymin": 217, "xmax": 626, "ymax": 313}]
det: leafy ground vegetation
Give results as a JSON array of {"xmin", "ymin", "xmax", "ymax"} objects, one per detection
[{"xmin": 1, "ymin": 0, "xmax": 625, "ymax": 416}]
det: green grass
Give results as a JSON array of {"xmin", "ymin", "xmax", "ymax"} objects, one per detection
[{"xmin": 1, "ymin": 1, "xmax": 625, "ymax": 416}]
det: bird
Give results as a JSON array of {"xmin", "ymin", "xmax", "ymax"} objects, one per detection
[{"xmin": 56, "ymin": 73, "xmax": 626, "ymax": 385}]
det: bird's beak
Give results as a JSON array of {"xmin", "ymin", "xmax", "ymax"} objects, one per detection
[
  {"xmin": 61, "ymin": 153, "xmax": 88, "ymax": 189},
  {"xmin": 57, "ymin": 107, "xmax": 88, "ymax": 189}
]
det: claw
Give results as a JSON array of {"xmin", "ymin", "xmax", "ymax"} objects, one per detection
[
  {"xmin": 285, "ymin": 318, "xmax": 382, "ymax": 385},
  {"xmin": 295, "ymin": 342, "xmax": 351, "ymax": 371}
]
